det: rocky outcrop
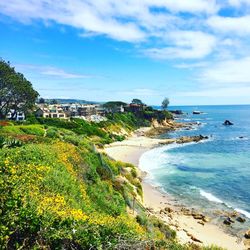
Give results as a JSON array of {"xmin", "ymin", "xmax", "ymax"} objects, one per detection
[
  {"xmin": 146, "ymin": 119, "xmax": 197, "ymax": 137},
  {"xmin": 176, "ymin": 135, "xmax": 208, "ymax": 144},
  {"xmin": 223, "ymin": 120, "xmax": 234, "ymax": 126},
  {"xmin": 158, "ymin": 135, "xmax": 209, "ymax": 146}
]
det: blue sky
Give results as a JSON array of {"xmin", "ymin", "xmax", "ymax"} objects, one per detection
[{"xmin": 1, "ymin": 0, "xmax": 250, "ymax": 106}]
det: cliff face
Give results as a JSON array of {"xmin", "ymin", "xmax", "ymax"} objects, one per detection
[{"xmin": 145, "ymin": 119, "xmax": 184, "ymax": 137}]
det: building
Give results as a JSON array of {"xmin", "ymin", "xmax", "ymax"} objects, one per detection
[
  {"xmin": 35, "ymin": 103, "xmax": 109, "ymax": 120},
  {"xmin": 125, "ymin": 103, "xmax": 146, "ymax": 113},
  {"xmin": 35, "ymin": 105, "xmax": 67, "ymax": 119}
]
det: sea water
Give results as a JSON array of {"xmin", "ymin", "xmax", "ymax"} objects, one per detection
[{"xmin": 139, "ymin": 105, "xmax": 250, "ymax": 233}]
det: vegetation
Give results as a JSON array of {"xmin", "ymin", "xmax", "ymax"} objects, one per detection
[
  {"xmin": 0, "ymin": 116, "xmax": 224, "ymax": 249},
  {"xmin": 103, "ymin": 101, "xmax": 127, "ymax": 109},
  {"xmin": 0, "ymin": 118, "xmax": 179, "ymax": 249},
  {"xmin": 0, "ymin": 59, "xmax": 39, "ymax": 119},
  {"xmin": 131, "ymin": 98, "xmax": 144, "ymax": 105}
]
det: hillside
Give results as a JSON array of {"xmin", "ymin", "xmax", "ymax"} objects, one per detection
[{"xmin": 0, "ymin": 114, "xmax": 222, "ymax": 249}]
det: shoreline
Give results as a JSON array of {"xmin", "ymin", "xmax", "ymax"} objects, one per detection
[{"xmin": 104, "ymin": 127, "xmax": 246, "ymax": 250}]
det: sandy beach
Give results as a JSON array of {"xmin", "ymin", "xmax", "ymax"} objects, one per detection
[{"xmin": 104, "ymin": 127, "xmax": 246, "ymax": 250}]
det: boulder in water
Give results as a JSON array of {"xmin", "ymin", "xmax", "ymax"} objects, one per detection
[
  {"xmin": 236, "ymin": 216, "xmax": 246, "ymax": 223},
  {"xmin": 223, "ymin": 120, "xmax": 234, "ymax": 126},
  {"xmin": 223, "ymin": 217, "xmax": 235, "ymax": 225}
]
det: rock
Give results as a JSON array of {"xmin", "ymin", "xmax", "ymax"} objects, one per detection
[
  {"xmin": 198, "ymin": 221, "xmax": 205, "ymax": 226},
  {"xmin": 202, "ymin": 216, "xmax": 210, "ymax": 223},
  {"xmin": 176, "ymin": 135, "xmax": 208, "ymax": 144},
  {"xmin": 193, "ymin": 111, "xmax": 202, "ymax": 115},
  {"xmin": 223, "ymin": 219, "xmax": 231, "ymax": 225},
  {"xmin": 192, "ymin": 213, "xmax": 204, "ymax": 220},
  {"xmin": 159, "ymin": 209, "xmax": 165, "ymax": 215},
  {"xmin": 223, "ymin": 217, "xmax": 234, "ymax": 225},
  {"xmin": 245, "ymin": 230, "xmax": 250, "ymax": 239},
  {"xmin": 223, "ymin": 120, "xmax": 234, "ymax": 126},
  {"xmin": 191, "ymin": 235, "xmax": 203, "ymax": 243},
  {"xmin": 228, "ymin": 217, "xmax": 235, "ymax": 223},
  {"xmin": 170, "ymin": 110, "xmax": 183, "ymax": 115},
  {"xmin": 164, "ymin": 207, "xmax": 173, "ymax": 213},
  {"xmin": 236, "ymin": 216, "xmax": 246, "ymax": 223}
]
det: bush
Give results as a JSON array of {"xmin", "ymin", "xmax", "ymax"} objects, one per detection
[
  {"xmin": 46, "ymin": 127, "xmax": 60, "ymax": 138},
  {"xmin": 19, "ymin": 125, "xmax": 45, "ymax": 136},
  {"xmin": 136, "ymin": 215, "xmax": 148, "ymax": 226}
]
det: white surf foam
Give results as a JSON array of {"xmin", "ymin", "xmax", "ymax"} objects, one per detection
[
  {"xmin": 200, "ymin": 189, "xmax": 223, "ymax": 204},
  {"xmin": 200, "ymin": 190, "xmax": 250, "ymax": 219},
  {"xmin": 139, "ymin": 137, "xmax": 213, "ymax": 174},
  {"xmin": 235, "ymin": 208, "xmax": 250, "ymax": 219}
]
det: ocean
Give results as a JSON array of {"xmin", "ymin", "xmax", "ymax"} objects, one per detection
[{"xmin": 139, "ymin": 105, "xmax": 250, "ymax": 233}]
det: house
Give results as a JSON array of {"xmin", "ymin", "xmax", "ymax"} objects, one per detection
[
  {"xmin": 125, "ymin": 103, "xmax": 146, "ymax": 113},
  {"xmin": 35, "ymin": 103, "xmax": 108, "ymax": 120},
  {"xmin": 77, "ymin": 105, "xmax": 98, "ymax": 117},
  {"xmin": 35, "ymin": 105, "xmax": 67, "ymax": 119}
]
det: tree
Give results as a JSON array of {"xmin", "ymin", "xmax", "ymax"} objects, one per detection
[
  {"xmin": 162, "ymin": 97, "xmax": 170, "ymax": 110},
  {"xmin": 131, "ymin": 99, "xmax": 143, "ymax": 105},
  {"xmin": 38, "ymin": 97, "xmax": 45, "ymax": 104},
  {"xmin": 51, "ymin": 99, "xmax": 58, "ymax": 104},
  {"xmin": 0, "ymin": 59, "xmax": 39, "ymax": 120},
  {"xmin": 103, "ymin": 101, "xmax": 127, "ymax": 109}
]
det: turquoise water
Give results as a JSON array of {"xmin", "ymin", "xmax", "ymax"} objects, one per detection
[{"xmin": 139, "ymin": 105, "xmax": 250, "ymax": 232}]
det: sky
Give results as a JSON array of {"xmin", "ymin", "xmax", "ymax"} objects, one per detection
[{"xmin": 1, "ymin": 1, "xmax": 250, "ymax": 106}]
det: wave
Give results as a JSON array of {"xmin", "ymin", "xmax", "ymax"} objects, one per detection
[
  {"xmin": 200, "ymin": 189, "xmax": 250, "ymax": 219},
  {"xmin": 139, "ymin": 141, "xmax": 197, "ymax": 173},
  {"xmin": 199, "ymin": 189, "xmax": 223, "ymax": 204},
  {"xmin": 139, "ymin": 136, "xmax": 214, "ymax": 173},
  {"xmin": 235, "ymin": 208, "xmax": 250, "ymax": 219}
]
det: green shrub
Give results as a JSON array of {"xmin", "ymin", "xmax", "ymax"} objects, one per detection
[
  {"xmin": 19, "ymin": 125, "xmax": 45, "ymax": 136},
  {"xmin": 46, "ymin": 127, "xmax": 60, "ymax": 138},
  {"xmin": 136, "ymin": 215, "xmax": 148, "ymax": 226}
]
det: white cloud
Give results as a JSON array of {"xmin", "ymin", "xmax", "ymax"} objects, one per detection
[
  {"xmin": 145, "ymin": 31, "xmax": 216, "ymax": 59},
  {"xmin": 228, "ymin": 0, "xmax": 250, "ymax": 6},
  {"xmin": 207, "ymin": 15, "xmax": 250, "ymax": 35},
  {"xmin": 16, "ymin": 64, "xmax": 94, "ymax": 79},
  {"xmin": 144, "ymin": 0, "xmax": 218, "ymax": 14},
  {"xmin": 40, "ymin": 68, "xmax": 92, "ymax": 79},
  {"xmin": 0, "ymin": 0, "xmax": 220, "ymax": 43},
  {"xmin": 0, "ymin": 0, "xmax": 249, "ymax": 64},
  {"xmin": 174, "ymin": 62, "xmax": 208, "ymax": 69},
  {"xmin": 199, "ymin": 57, "xmax": 250, "ymax": 84}
]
